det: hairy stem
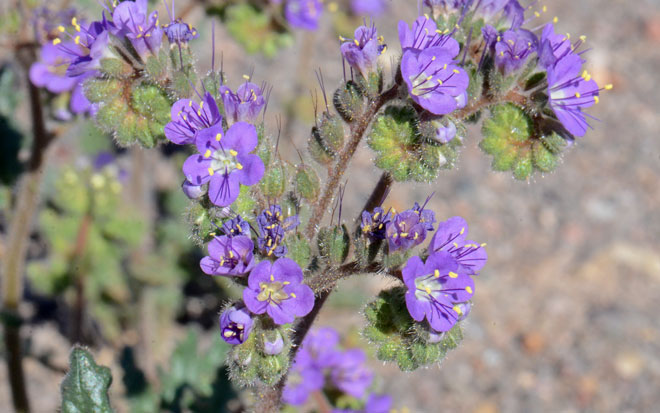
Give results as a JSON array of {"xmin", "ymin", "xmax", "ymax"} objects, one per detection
[
  {"xmin": 1, "ymin": 43, "xmax": 56, "ymax": 413},
  {"xmin": 304, "ymin": 84, "xmax": 400, "ymax": 240}
]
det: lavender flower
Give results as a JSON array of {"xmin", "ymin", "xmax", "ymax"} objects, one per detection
[
  {"xmin": 219, "ymin": 82, "xmax": 266, "ymax": 125},
  {"xmin": 30, "ymin": 42, "xmax": 80, "ymax": 93},
  {"xmin": 538, "ymin": 23, "xmax": 572, "ymax": 69},
  {"xmin": 300, "ymin": 327, "xmax": 342, "ymax": 367},
  {"xmin": 219, "ymin": 304, "xmax": 253, "ymax": 345},
  {"xmin": 386, "ymin": 210, "xmax": 427, "ymax": 252},
  {"xmin": 401, "ymin": 47, "xmax": 469, "ymax": 115},
  {"xmin": 479, "ymin": 0, "xmax": 524, "ymax": 29},
  {"xmin": 546, "ymin": 53, "xmax": 600, "ymax": 137},
  {"xmin": 340, "ymin": 23, "xmax": 386, "ymax": 79},
  {"xmin": 398, "ymin": 15, "xmax": 459, "ymax": 57},
  {"xmin": 60, "ymin": 20, "xmax": 110, "ymax": 77},
  {"xmin": 221, "ymin": 215, "xmax": 250, "ymax": 237},
  {"xmin": 494, "ymin": 29, "xmax": 538, "ymax": 74},
  {"xmin": 243, "ymin": 258, "xmax": 315, "ymax": 325},
  {"xmin": 412, "ymin": 198, "xmax": 436, "ymax": 231},
  {"xmin": 282, "ymin": 359, "xmax": 324, "ymax": 405},
  {"xmin": 182, "ymin": 122, "xmax": 265, "ymax": 206},
  {"xmin": 263, "ymin": 331, "xmax": 285, "ymax": 355},
  {"xmin": 360, "ymin": 207, "xmax": 391, "ymax": 240},
  {"xmin": 164, "ymin": 21, "xmax": 199, "ymax": 44},
  {"xmin": 181, "ymin": 179, "xmax": 206, "ymax": 199},
  {"xmin": 350, "ymin": 0, "xmax": 387, "ymax": 17},
  {"xmin": 257, "ymin": 205, "xmax": 300, "ymax": 257},
  {"xmin": 402, "ymin": 251, "xmax": 475, "ymax": 332},
  {"xmin": 164, "ymin": 92, "xmax": 222, "ymax": 145},
  {"xmin": 285, "ymin": 0, "xmax": 323, "ymax": 31},
  {"xmin": 112, "ymin": 0, "xmax": 163, "ymax": 56},
  {"xmin": 200, "ymin": 235, "xmax": 255, "ymax": 277},
  {"xmin": 429, "ymin": 216, "xmax": 487, "ymax": 276},
  {"xmin": 431, "ymin": 119, "xmax": 457, "ymax": 144},
  {"xmin": 330, "ymin": 349, "xmax": 373, "ymax": 398}
]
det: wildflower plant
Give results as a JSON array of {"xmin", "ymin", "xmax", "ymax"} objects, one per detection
[{"xmin": 14, "ymin": 0, "xmax": 610, "ymax": 411}]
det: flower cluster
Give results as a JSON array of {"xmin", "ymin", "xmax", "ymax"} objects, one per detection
[{"xmin": 283, "ymin": 327, "xmax": 391, "ymax": 411}]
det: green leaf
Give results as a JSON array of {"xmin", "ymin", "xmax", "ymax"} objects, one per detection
[{"xmin": 60, "ymin": 347, "xmax": 113, "ymax": 413}]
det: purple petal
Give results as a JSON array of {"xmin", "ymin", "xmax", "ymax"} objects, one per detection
[
  {"xmin": 207, "ymin": 173, "xmax": 240, "ymax": 206},
  {"xmin": 235, "ymin": 153, "xmax": 265, "ymax": 186},
  {"xmin": 182, "ymin": 154, "xmax": 212, "ymax": 186}
]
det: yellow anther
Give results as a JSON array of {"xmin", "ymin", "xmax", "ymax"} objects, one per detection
[
  {"xmin": 594, "ymin": 96, "xmax": 599, "ymax": 104},
  {"xmin": 400, "ymin": 232, "xmax": 408, "ymax": 237},
  {"xmin": 481, "ymin": 243, "xmax": 487, "ymax": 247},
  {"xmin": 566, "ymin": 33, "xmax": 571, "ymax": 39},
  {"xmin": 575, "ymin": 92, "xmax": 581, "ymax": 98},
  {"xmin": 74, "ymin": 35, "xmax": 80, "ymax": 44},
  {"xmin": 354, "ymin": 39, "xmax": 359, "ymax": 46},
  {"xmin": 453, "ymin": 305, "xmax": 463, "ymax": 315},
  {"xmin": 443, "ymin": 63, "xmax": 447, "ymax": 70},
  {"xmin": 448, "ymin": 271, "xmax": 458, "ymax": 279},
  {"xmin": 58, "ymin": 25, "xmax": 65, "ymax": 32},
  {"xmin": 453, "ymin": 242, "xmax": 459, "ymax": 247},
  {"xmin": 229, "ymin": 251, "xmax": 234, "ymax": 258},
  {"xmin": 283, "ymin": 281, "xmax": 290, "ymax": 285},
  {"xmin": 236, "ymin": 163, "xmax": 243, "ymax": 170},
  {"xmin": 229, "ymin": 149, "xmax": 238, "ymax": 156},
  {"xmin": 605, "ymin": 84, "xmax": 613, "ymax": 90},
  {"xmin": 425, "ymin": 287, "xmax": 432, "ymax": 294},
  {"xmin": 542, "ymin": 5, "xmax": 547, "ymax": 12},
  {"xmin": 242, "ymin": 74, "xmax": 250, "ymax": 80},
  {"xmin": 453, "ymin": 69, "xmax": 460, "ymax": 74},
  {"xmin": 328, "ymin": 2, "xmax": 338, "ymax": 12},
  {"xmin": 215, "ymin": 133, "xmax": 222, "ymax": 141},
  {"xmin": 497, "ymin": 36, "xmax": 501, "ymax": 42},
  {"xmin": 553, "ymin": 16, "xmax": 558, "ymax": 23},
  {"xmin": 466, "ymin": 286, "xmax": 473, "ymax": 294},
  {"xmin": 434, "ymin": 269, "xmax": 440, "ymax": 278},
  {"xmin": 459, "ymin": 227, "xmax": 465, "ymax": 235},
  {"xmin": 138, "ymin": 25, "xmax": 143, "ymax": 32},
  {"xmin": 270, "ymin": 274, "xmax": 275, "ymax": 281},
  {"xmin": 208, "ymin": 168, "xmax": 215, "ymax": 176},
  {"xmin": 223, "ymin": 331, "xmax": 233, "ymax": 337},
  {"xmin": 52, "ymin": 38, "xmax": 61, "ymax": 45},
  {"xmin": 431, "ymin": 56, "xmax": 436, "ymax": 61},
  {"xmin": 534, "ymin": 11, "xmax": 540, "ymax": 17},
  {"xmin": 204, "ymin": 149, "xmax": 212, "ymax": 158},
  {"xmin": 291, "ymin": 293, "xmax": 297, "ymax": 298}
]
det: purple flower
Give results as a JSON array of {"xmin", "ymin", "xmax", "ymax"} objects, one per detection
[
  {"xmin": 263, "ymin": 331, "xmax": 285, "ymax": 355},
  {"xmin": 61, "ymin": 20, "xmax": 110, "ymax": 77},
  {"xmin": 398, "ymin": 16, "xmax": 459, "ymax": 57},
  {"xmin": 538, "ymin": 23, "xmax": 572, "ymax": 69},
  {"xmin": 330, "ymin": 349, "xmax": 373, "ymax": 398},
  {"xmin": 360, "ymin": 207, "xmax": 391, "ymax": 241},
  {"xmin": 386, "ymin": 210, "xmax": 427, "ymax": 252},
  {"xmin": 494, "ymin": 29, "xmax": 538, "ymax": 74},
  {"xmin": 243, "ymin": 258, "xmax": 315, "ymax": 325},
  {"xmin": 282, "ymin": 360, "xmax": 324, "ymax": 405},
  {"xmin": 478, "ymin": 0, "xmax": 524, "ymax": 28},
  {"xmin": 285, "ymin": 0, "xmax": 323, "ymax": 31},
  {"xmin": 112, "ymin": 0, "xmax": 163, "ymax": 56},
  {"xmin": 164, "ymin": 21, "xmax": 199, "ymax": 44},
  {"xmin": 30, "ymin": 42, "xmax": 80, "ymax": 93},
  {"xmin": 300, "ymin": 327, "xmax": 342, "ymax": 368},
  {"xmin": 221, "ymin": 215, "xmax": 250, "ymax": 237},
  {"xmin": 350, "ymin": 0, "xmax": 387, "ymax": 17},
  {"xmin": 412, "ymin": 200, "xmax": 436, "ymax": 232},
  {"xmin": 200, "ymin": 235, "xmax": 255, "ymax": 277},
  {"xmin": 429, "ymin": 216, "xmax": 487, "ymax": 276},
  {"xmin": 164, "ymin": 92, "xmax": 222, "ymax": 145},
  {"xmin": 340, "ymin": 23, "xmax": 386, "ymax": 79},
  {"xmin": 219, "ymin": 82, "xmax": 266, "ymax": 125},
  {"xmin": 181, "ymin": 179, "xmax": 206, "ymax": 199},
  {"xmin": 70, "ymin": 79, "xmax": 92, "ymax": 114},
  {"xmin": 431, "ymin": 119, "xmax": 457, "ymax": 144},
  {"xmin": 257, "ymin": 205, "xmax": 300, "ymax": 257},
  {"xmin": 182, "ymin": 122, "xmax": 264, "ymax": 206},
  {"xmin": 546, "ymin": 54, "xmax": 600, "ymax": 137},
  {"xmin": 401, "ymin": 47, "xmax": 469, "ymax": 115},
  {"xmin": 219, "ymin": 304, "xmax": 253, "ymax": 345},
  {"xmin": 402, "ymin": 251, "xmax": 475, "ymax": 332}
]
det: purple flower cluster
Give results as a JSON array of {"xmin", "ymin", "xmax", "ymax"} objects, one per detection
[
  {"xmin": 398, "ymin": 16, "xmax": 469, "ymax": 115},
  {"xmin": 111, "ymin": 0, "xmax": 163, "ymax": 56},
  {"xmin": 257, "ymin": 205, "xmax": 300, "ymax": 257},
  {"xmin": 403, "ymin": 216, "xmax": 486, "ymax": 333},
  {"xmin": 200, "ymin": 235, "xmax": 255, "ymax": 277},
  {"xmin": 361, "ymin": 198, "xmax": 435, "ymax": 253},
  {"xmin": 481, "ymin": 15, "xmax": 607, "ymax": 137},
  {"xmin": 219, "ymin": 81, "xmax": 266, "ymax": 125},
  {"xmin": 283, "ymin": 327, "xmax": 389, "ymax": 410}
]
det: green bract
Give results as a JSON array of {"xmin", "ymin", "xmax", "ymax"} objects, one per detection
[
  {"xmin": 60, "ymin": 348, "xmax": 113, "ymax": 413},
  {"xmin": 480, "ymin": 104, "xmax": 567, "ymax": 180}
]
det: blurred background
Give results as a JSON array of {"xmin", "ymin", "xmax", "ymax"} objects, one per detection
[{"xmin": 1, "ymin": 0, "xmax": 659, "ymax": 411}]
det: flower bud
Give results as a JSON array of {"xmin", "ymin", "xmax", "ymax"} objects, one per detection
[
  {"xmin": 333, "ymin": 81, "xmax": 365, "ymax": 123},
  {"xmin": 219, "ymin": 304, "xmax": 254, "ymax": 345},
  {"xmin": 259, "ymin": 161, "xmax": 286, "ymax": 199},
  {"xmin": 262, "ymin": 330, "xmax": 285, "ymax": 355},
  {"xmin": 317, "ymin": 225, "xmax": 350, "ymax": 266},
  {"xmin": 99, "ymin": 57, "xmax": 133, "ymax": 78},
  {"xmin": 294, "ymin": 165, "xmax": 320, "ymax": 201},
  {"xmin": 309, "ymin": 127, "xmax": 336, "ymax": 165}
]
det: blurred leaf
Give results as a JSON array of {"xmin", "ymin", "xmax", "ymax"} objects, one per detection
[{"xmin": 60, "ymin": 347, "xmax": 113, "ymax": 413}]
